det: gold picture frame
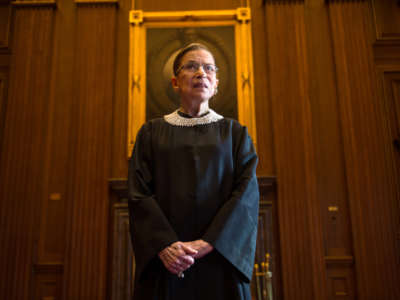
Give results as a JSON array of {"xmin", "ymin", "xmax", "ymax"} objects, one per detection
[{"xmin": 128, "ymin": 7, "xmax": 257, "ymax": 157}]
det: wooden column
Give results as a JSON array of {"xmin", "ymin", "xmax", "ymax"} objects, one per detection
[{"xmin": 0, "ymin": 1, "xmax": 56, "ymax": 299}]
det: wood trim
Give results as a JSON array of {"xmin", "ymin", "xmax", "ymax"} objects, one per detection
[
  {"xmin": 0, "ymin": 4, "xmax": 11, "ymax": 50},
  {"xmin": 130, "ymin": 9, "xmax": 239, "ymax": 23},
  {"xmin": 325, "ymin": 256, "xmax": 354, "ymax": 266},
  {"xmin": 263, "ymin": 0, "xmax": 304, "ymax": 3},
  {"xmin": 373, "ymin": 39, "xmax": 400, "ymax": 66},
  {"xmin": 326, "ymin": 0, "xmax": 367, "ymax": 2},
  {"xmin": 371, "ymin": 0, "xmax": 400, "ymax": 41},
  {"xmin": 75, "ymin": 0, "xmax": 118, "ymax": 5},
  {"xmin": 11, "ymin": 1, "xmax": 56, "ymax": 7},
  {"xmin": 33, "ymin": 263, "xmax": 64, "ymax": 273},
  {"xmin": 109, "ymin": 178, "xmax": 129, "ymax": 199}
]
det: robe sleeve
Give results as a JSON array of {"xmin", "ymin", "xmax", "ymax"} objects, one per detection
[
  {"xmin": 128, "ymin": 123, "xmax": 179, "ymax": 282},
  {"xmin": 202, "ymin": 125, "xmax": 259, "ymax": 282}
]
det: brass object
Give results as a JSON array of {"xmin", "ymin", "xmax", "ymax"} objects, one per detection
[
  {"xmin": 254, "ymin": 263, "xmax": 262, "ymax": 300},
  {"xmin": 328, "ymin": 206, "xmax": 339, "ymax": 212},
  {"xmin": 49, "ymin": 193, "xmax": 61, "ymax": 201},
  {"xmin": 254, "ymin": 253, "xmax": 273, "ymax": 300}
]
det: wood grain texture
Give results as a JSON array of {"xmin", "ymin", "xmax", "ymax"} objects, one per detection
[
  {"xmin": 0, "ymin": 6, "xmax": 55, "ymax": 300},
  {"xmin": 0, "ymin": 66, "xmax": 8, "ymax": 153},
  {"xmin": 251, "ymin": 0, "xmax": 275, "ymax": 176},
  {"xmin": 35, "ymin": 0, "xmax": 77, "ymax": 268},
  {"xmin": 304, "ymin": 1, "xmax": 353, "ymax": 259},
  {"xmin": 110, "ymin": 0, "xmax": 131, "ymax": 178},
  {"xmin": 109, "ymin": 201, "xmax": 134, "ymax": 300},
  {"xmin": 329, "ymin": 1, "xmax": 400, "ymax": 298},
  {"xmin": 264, "ymin": 2, "xmax": 327, "ymax": 300},
  {"xmin": 62, "ymin": 4, "xmax": 116, "ymax": 300},
  {"xmin": 0, "ymin": 3, "xmax": 11, "ymax": 49},
  {"xmin": 135, "ymin": 0, "xmax": 242, "ymax": 11},
  {"xmin": 254, "ymin": 177, "xmax": 281, "ymax": 300},
  {"xmin": 373, "ymin": 39, "xmax": 400, "ymax": 66},
  {"xmin": 371, "ymin": 0, "xmax": 400, "ymax": 40}
]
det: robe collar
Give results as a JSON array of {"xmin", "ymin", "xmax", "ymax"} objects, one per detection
[{"xmin": 164, "ymin": 109, "xmax": 223, "ymax": 127}]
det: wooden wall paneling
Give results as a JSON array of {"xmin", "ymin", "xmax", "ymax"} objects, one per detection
[
  {"xmin": 62, "ymin": 2, "xmax": 117, "ymax": 299},
  {"xmin": 0, "ymin": 1, "xmax": 12, "ymax": 50},
  {"xmin": 0, "ymin": 4, "xmax": 55, "ymax": 300},
  {"xmin": 111, "ymin": 0, "xmax": 130, "ymax": 178},
  {"xmin": 380, "ymin": 69, "xmax": 400, "ymax": 262},
  {"xmin": 304, "ymin": 1, "xmax": 356, "ymax": 298},
  {"xmin": 382, "ymin": 71, "xmax": 400, "ymax": 157},
  {"xmin": 371, "ymin": 0, "xmax": 400, "ymax": 40},
  {"xmin": 0, "ymin": 66, "xmax": 8, "ymax": 154},
  {"xmin": 264, "ymin": 1, "xmax": 327, "ymax": 300},
  {"xmin": 373, "ymin": 39, "xmax": 400, "ymax": 67},
  {"xmin": 253, "ymin": 177, "xmax": 281, "ymax": 300},
  {"xmin": 36, "ymin": 0, "xmax": 76, "ymax": 265},
  {"xmin": 328, "ymin": 1, "xmax": 400, "ymax": 299},
  {"xmin": 109, "ymin": 200, "xmax": 134, "ymax": 300},
  {"xmin": 135, "ymin": 0, "xmax": 242, "ymax": 11},
  {"xmin": 107, "ymin": 180, "xmax": 134, "ymax": 300},
  {"xmin": 32, "ymin": 264, "xmax": 63, "ymax": 300},
  {"xmin": 326, "ymin": 258, "xmax": 356, "ymax": 300},
  {"xmin": 251, "ymin": 0, "xmax": 275, "ymax": 176},
  {"xmin": 32, "ymin": 1, "xmax": 79, "ymax": 299}
]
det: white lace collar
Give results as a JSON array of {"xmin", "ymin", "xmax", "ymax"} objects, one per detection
[{"xmin": 164, "ymin": 109, "xmax": 223, "ymax": 127}]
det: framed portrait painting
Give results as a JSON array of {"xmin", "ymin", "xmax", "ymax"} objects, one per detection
[{"xmin": 128, "ymin": 8, "xmax": 257, "ymax": 156}]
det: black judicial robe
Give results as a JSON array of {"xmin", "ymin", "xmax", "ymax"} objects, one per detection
[{"xmin": 128, "ymin": 112, "xmax": 259, "ymax": 300}]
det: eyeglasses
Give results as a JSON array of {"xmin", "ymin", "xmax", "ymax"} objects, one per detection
[{"xmin": 176, "ymin": 61, "xmax": 218, "ymax": 75}]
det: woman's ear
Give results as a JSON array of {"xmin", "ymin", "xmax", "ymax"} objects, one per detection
[
  {"xmin": 214, "ymin": 79, "xmax": 219, "ymax": 94},
  {"xmin": 171, "ymin": 77, "xmax": 179, "ymax": 92}
]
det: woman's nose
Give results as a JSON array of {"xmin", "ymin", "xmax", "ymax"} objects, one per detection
[{"xmin": 195, "ymin": 66, "xmax": 207, "ymax": 77}]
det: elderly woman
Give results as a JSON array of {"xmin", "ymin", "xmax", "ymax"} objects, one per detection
[{"xmin": 128, "ymin": 43, "xmax": 259, "ymax": 300}]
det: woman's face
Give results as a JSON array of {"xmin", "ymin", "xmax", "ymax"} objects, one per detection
[{"xmin": 171, "ymin": 49, "xmax": 219, "ymax": 104}]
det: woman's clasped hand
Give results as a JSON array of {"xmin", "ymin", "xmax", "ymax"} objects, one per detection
[{"xmin": 158, "ymin": 240, "xmax": 214, "ymax": 275}]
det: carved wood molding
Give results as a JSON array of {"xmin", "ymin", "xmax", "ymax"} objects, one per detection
[
  {"xmin": 371, "ymin": 0, "xmax": 400, "ymax": 41},
  {"xmin": 0, "ymin": 4, "xmax": 11, "ymax": 50},
  {"xmin": 325, "ymin": 256, "xmax": 354, "ymax": 266},
  {"xmin": 326, "ymin": 0, "xmax": 367, "ymax": 2},
  {"xmin": 263, "ymin": 0, "xmax": 304, "ymax": 3},
  {"xmin": 75, "ymin": 0, "xmax": 118, "ymax": 6},
  {"xmin": 11, "ymin": 0, "xmax": 56, "ymax": 7},
  {"xmin": 33, "ymin": 263, "xmax": 64, "ymax": 273},
  {"xmin": 373, "ymin": 39, "xmax": 400, "ymax": 65}
]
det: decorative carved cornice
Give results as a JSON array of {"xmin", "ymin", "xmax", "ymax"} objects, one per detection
[
  {"xmin": 373, "ymin": 39, "xmax": 400, "ymax": 65},
  {"xmin": 325, "ymin": 256, "xmax": 354, "ymax": 266},
  {"xmin": 236, "ymin": 7, "xmax": 250, "ymax": 23},
  {"xmin": 129, "ymin": 9, "xmax": 143, "ymax": 25},
  {"xmin": 129, "ymin": 9, "xmax": 250, "ymax": 24},
  {"xmin": 263, "ymin": 0, "xmax": 304, "ymax": 4},
  {"xmin": 12, "ymin": 0, "xmax": 56, "ymax": 7},
  {"xmin": 109, "ymin": 178, "xmax": 129, "ymax": 199},
  {"xmin": 33, "ymin": 263, "xmax": 64, "ymax": 273},
  {"xmin": 325, "ymin": 0, "xmax": 366, "ymax": 2},
  {"xmin": 75, "ymin": 0, "xmax": 118, "ymax": 6}
]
